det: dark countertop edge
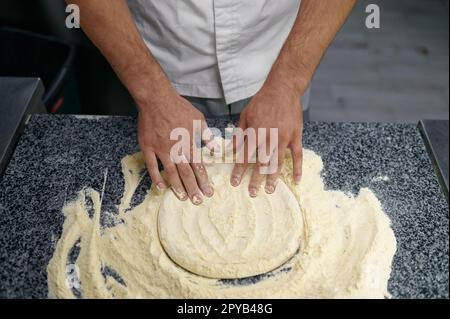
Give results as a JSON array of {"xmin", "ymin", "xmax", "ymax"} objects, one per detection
[
  {"xmin": 419, "ymin": 120, "xmax": 449, "ymax": 202},
  {"xmin": 0, "ymin": 77, "xmax": 46, "ymax": 178}
]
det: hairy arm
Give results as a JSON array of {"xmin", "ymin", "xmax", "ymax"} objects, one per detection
[
  {"xmin": 67, "ymin": 0, "xmax": 171, "ymax": 105},
  {"xmin": 268, "ymin": 0, "xmax": 357, "ymax": 94},
  {"xmin": 68, "ymin": 0, "xmax": 214, "ymax": 204}
]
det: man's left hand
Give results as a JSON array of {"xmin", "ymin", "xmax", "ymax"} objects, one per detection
[{"xmin": 230, "ymin": 81, "xmax": 304, "ymax": 197}]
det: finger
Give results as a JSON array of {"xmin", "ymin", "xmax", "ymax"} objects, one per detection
[
  {"xmin": 227, "ymin": 116, "xmax": 247, "ymax": 154},
  {"xmin": 191, "ymin": 162, "xmax": 214, "ymax": 198},
  {"xmin": 177, "ymin": 159, "xmax": 203, "ymax": 205},
  {"xmin": 290, "ymin": 139, "xmax": 303, "ymax": 184},
  {"xmin": 248, "ymin": 161, "xmax": 265, "ymax": 197},
  {"xmin": 182, "ymin": 131, "xmax": 211, "ymax": 200},
  {"xmin": 231, "ymin": 135, "xmax": 256, "ymax": 187},
  {"xmin": 265, "ymin": 146, "xmax": 286, "ymax": 194},
  {"xmin": 159, "ymin": 154, "xmax": 188, "ymax": 201},
  {"xmin": 231, "ymin": 162, "xmax": 247, "ymax": 187},
  {"xmin": 142, "ymin": 149, "xmax": 167, "ymax": 191},
  {"xmin": 251, "ymin": 137, "xmax": 278, "ymax": 196}
]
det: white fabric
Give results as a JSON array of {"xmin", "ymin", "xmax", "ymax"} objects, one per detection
[{"xmin": 127, "ymin": 0, "xmax": 301, "ymax": 104}]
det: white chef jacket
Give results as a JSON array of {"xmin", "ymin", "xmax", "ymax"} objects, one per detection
[{"xmin": 127, "ymin": 0, "xmax": 301, "ymax": 104}]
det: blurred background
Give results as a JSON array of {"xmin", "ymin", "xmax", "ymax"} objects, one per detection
[{"xmin": 0, "ymin": 0, "xmax": 448, "ymax": 122}]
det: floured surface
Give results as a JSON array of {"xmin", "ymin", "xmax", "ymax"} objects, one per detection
[
  {"xmin": 47, "ymin": 146, "xmax": 397, "ymax": 299},
  {"xmin": 158, "ymin": 163, "xmax": 302, "ymax": 279}
]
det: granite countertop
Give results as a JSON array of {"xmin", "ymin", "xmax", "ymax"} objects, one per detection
[{"xmin": 0, "ymin": 114, "xmax": 448, "ymax": 298}]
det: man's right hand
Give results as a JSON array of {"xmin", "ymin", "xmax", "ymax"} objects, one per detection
[
  {"xmin": 137, "ymin": 88, "xmax": 214, "ymax": 205},
  {"xmin": 66, "ymin": 0, "xmax": 214, "ymax": 205}
]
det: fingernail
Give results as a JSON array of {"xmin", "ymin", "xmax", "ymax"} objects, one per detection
[
  {"xmin": 231, "ymin": 176, "xmax": 241, "ymax": 187},
  {"xmin": 249, "ymin": 187, "xmax": 258, "ymax": 198},
  {"xmin": 173, "ymin": 187, "xmax": 188, "ymax": 201},
  {"xmin": 203, "ymin": 186, "xmax": 214, "ymax": 197},
  {"xmin": 192, "ymin": 194, "xmax": 203, "ymax": 205},
  {"xmin": 265, "ymin": 185, "xmax": 275, "ymax": 194},
  {"xmin": 294, "ymin": 175, "xmax": 302, "ymax": 185},
  {"xmin": 156, "ymin": 182, "xmax": 167, "ymax": 192}
]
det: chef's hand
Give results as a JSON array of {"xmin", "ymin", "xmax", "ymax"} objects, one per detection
[
  {"xmin": 230, "ymin": 81, "xmax": 304, "ymax": 197},
  {"xmin": 138, "ymin": 89, "xmax": 214, "ymax": 205}
]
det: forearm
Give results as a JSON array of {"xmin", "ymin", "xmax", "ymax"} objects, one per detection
[
  {"xmin": 68, "ymin": 0, "xmax": 173, "ymax": 109},
  {"xmin": 268, "ymin": 0, "xmax": 357, "ymax": 95}
]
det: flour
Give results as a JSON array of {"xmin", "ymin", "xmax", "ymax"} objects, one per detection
[{"xmin": 47, "ymin": 147, "xmax": 397, "ymax": 298}]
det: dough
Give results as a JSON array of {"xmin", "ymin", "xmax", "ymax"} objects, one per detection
[
  {"xmin": 158, "ymin": 163, "xmax": 303, "ymax": 279},
  {"xmin": 47, "ymin": 144, "xmax": 397, "ymax": 299}
]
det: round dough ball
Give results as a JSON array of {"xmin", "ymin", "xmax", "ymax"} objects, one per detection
[{"xmin": 157, "ymin": 163, "xmax": 303, "ymax": 279}]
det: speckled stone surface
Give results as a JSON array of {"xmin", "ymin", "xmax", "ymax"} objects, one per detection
[{"xmin": 0, "ymin": 115, "xmax": 448, "ymax": 298}]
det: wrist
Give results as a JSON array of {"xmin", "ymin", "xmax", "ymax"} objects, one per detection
[
  {"xmin": 117, "ymin": 58, "xmax": 174, "ymax": 113},
  {"xmin": 266, "ymin": 58, "xmax": 311, "ymax": 97},
  {"xmin": 132, "ymin": 73, "xmax": 175, "ymax": 114}
]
